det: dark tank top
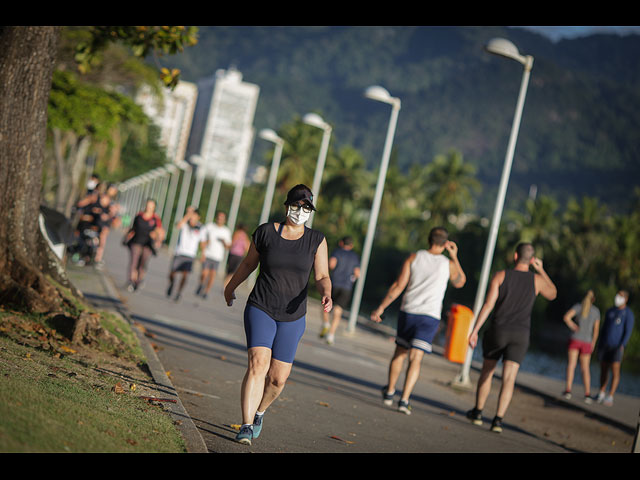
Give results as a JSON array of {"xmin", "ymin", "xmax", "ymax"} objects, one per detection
[
  {"xmin": 248, "ymin": 222, "xmax": 325, "ymax": 322},
  {"xmin": 490, "ymin": 269, "xmax": 536, "ymax": 331}
]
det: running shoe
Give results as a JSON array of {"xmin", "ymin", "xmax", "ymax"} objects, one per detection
[
  {"xmin": 126, "ymin": 283, "xmax": 136, "ymax": 293},
  {"xmin": 490, "ymin": 417, "xmax": 503, "ymax": 433},
  {"xmin": 326, "ymin": 333, "xmax": 335, "ymax": 345},
  {"xmin": 398, "ymin": 400, "xmax": 412, "ymax": 415},
  {"xmin": 174, "ymin": 293, "xmax": 182, "ymax": 304},
  {"xmin": 235, "ymin": 425, "xmax": 253, "ymax": 445},
  {"xmin": 381, "ymin": 386, "xmax": 394, "ymax": 406},
  {"xmin": 562, "ymin": 390, "xmax": 572, "ymax": 400},
  {"xmin": 596, "ymin": 391, "xmax": 606, "ymax": 404},
  {"xmin": 195, "ymin": 284, "xmax": 203, "ymax": 296},
  {"xmin": 584, "ymin": 395, "xmax": 593, "ymax": 405},
  {"xmin": 319, "ymin": 324, "xmax": 330, "ymax": 338},
  {"xmin": 603, "ymin": 395, "xmax": 614, "ymax": 407},
  {"xmin": 252, "ymin": 413, "xmax": 264, "ymax": 438},
  {"xmin": 466, "ymin": 408, "xmax": 483, "ymax": 426},
  {"xmin": 166, "ymin": 281, "xmax": 173, "ymax": 298}
]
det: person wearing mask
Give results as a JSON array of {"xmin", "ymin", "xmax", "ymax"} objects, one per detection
[
  {"xmin": 196, "ymin": 211, "xmax": 232, "ymax": 299},
  {"xmin": 224, "ymin": 184, "xmax": 332, "ymax": 446},
  {"xmin": 166, "ymin": 207, "xmax": 204, "ymax": 303},
  {"xmin": 562, "ymin": 290, "xmax": 600, "ymax": 404},
  {"xmin": 319, "ymin": 236, "xmax": 360, "ymax": 345},
  {"xmin": 122, "ymin": 198, "xmax": 164, "ymax": 292},
  {"xmin": 595, "ymin": 290, "xmax": 635, "ymax": 406}
]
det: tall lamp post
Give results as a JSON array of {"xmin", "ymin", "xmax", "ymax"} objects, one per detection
[
  {"xmin": 347, "ymin": 86, "xmax": 401, "ymax": 333},
  {"xmin": 302, "ymin": 113, "xmax": 332, "ymax": 228},
  {"xmin": 258, "ymin": 128, "xmax": 285, "ymax": 226},
  {"xmin": 454, "ymin": 38, "xmax": 534, "ymax": 387}
]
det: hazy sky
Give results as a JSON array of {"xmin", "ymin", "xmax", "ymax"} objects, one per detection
[{"xmin": 516, "ymin": 26, "xmax": 640, "ymax": 41}]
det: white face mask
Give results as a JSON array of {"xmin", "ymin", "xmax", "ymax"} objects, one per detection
[
  {"xmin": 287, "ymin": 206, "xmax": 310, "ymax": 225},
  {"xmin": 87, "ymin": 179, "xmax": 98, "ymax": 190},
  {"xmin": 614, "ymin": 294, "xmax": 626, "ymax": 307}
]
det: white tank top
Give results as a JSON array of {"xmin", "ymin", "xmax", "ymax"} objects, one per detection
[{"xmin": 400, "ymin": 250, "xmax": 450, "ymax": 319}]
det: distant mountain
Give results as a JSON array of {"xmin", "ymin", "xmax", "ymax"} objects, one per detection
[{"xmin": 164, "ymin": 26, "xmax": 640, "ymax": 214}]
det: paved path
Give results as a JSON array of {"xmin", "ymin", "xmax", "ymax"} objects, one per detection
[{"xmin": 69, "ymin": 233, "xmax": 640, "ymax": 453}]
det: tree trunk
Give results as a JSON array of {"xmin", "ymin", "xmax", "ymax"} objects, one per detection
[{"xmin": 0, "ymin": 26, "xmax": 78, "ymax": 313}]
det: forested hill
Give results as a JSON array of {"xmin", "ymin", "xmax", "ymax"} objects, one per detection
[{"xmin": 165, "ymin": 26, "xmax": 640, "ymax": 214}]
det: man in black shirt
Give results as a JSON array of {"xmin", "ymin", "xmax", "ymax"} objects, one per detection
[{"xmin": 466, "ymin": 243, "xmax": 557, "ymax": 433}]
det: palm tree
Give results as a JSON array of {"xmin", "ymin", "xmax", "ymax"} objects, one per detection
[
  {"xmin": 272, "ymin": 116, "xmax": 327, "ymax": 195},
  {"xmin": 507, "ymin": 193, "xmax": 561, "ymax": 259},
  {"xmin": 421, "ymin": 149, "xmax": 481, "ymax": 228}
]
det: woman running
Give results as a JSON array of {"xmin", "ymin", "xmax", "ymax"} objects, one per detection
[{"xmin": 224, "ymin": 184, "xmax": 332, "ymax": 446}]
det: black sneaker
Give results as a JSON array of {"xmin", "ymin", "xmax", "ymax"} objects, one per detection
[
  {"xmin": 195, "ymin": 284, "xmax": 203, "ymax": 296},
  {"xmin": 166, "ymin": 281, "xmax": 174, "ymax": 298},
  {"xmin": 398, "ymin": 400, "xmax": 412, "ymax": 415},
  {"xmin": 490, "ymin": 417, "xmax": 503, "ymax": 433},
  {"xmin": 381, "ymin": 386, "xmax": 394, "ymax": 406},
  {"xmin": 466, "ymin": 408, "xmax": 483, "ymax": 426}
]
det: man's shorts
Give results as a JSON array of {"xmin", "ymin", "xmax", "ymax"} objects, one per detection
[
  {"xmin": 243, "ymin": 304, "xmax": 306, "ymax": 364},
  {"xmin": 568, "ymin": 338, "xmax": 593, "ymax": 355},
  {"xmin": 598, "ymin": 345, "xmax": 623, "ymax": 363},
  {"xmin": 395, "ymin": 310, "xmax": 440, "ymax": 353},
  {"xmin": 171, "ymin": 255, "xmax": 194, "ymax": 272},
  {"xmin": 332, "ymin": 286, "xmax": 353, "ymax": 310},
  {"xmin": 202, "ymin": 258, "xmax": 220, "ymax": 271},
  {"xmin": 482, "ymin": 327, "xmax": 529, "ymax": 365}
]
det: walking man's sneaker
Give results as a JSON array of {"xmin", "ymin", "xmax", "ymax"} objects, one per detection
[
  {"xmin": 381, "ymin": 386, "xmax": 394, "ymax": 406},
  {"xmin": 398, "ymin": 399, "xmax": 412, "ymax": 415},
  {"xmin": 466, "ymin": 408, "xmax": 483, "ymax": 426},
  {"xmin": 490, "ymin": 417, "xmax": 503, "ymax": 433}
]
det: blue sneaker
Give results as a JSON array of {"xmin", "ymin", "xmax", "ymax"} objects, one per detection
[
  {"xmin": 253, "ymin": 413, "xmax": 264, "ymax": 438},
  {"xmin": 235, "ymin": 424, "xmax": 253, "ymax": 445}
]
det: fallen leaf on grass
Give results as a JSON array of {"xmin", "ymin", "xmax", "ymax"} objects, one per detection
[
  {"xmin": 59, "ymin": 345, "xmax": 77, "ymax": 354},
  {"xmin": 112, "ymin": 382, "xmax": 125, "ymax": 394},
  {"xmin": 316, "ymin": 401, "xmax": 330, "ymax": 407},
  {"xmin": 129, "ymin": 383, "xmax": 137, "ymax": 392}
]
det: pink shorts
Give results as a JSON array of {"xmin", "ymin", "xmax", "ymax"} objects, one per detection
[{"xmin": 568, "ymin": 338, "xmax": 593, "ymax": 355}]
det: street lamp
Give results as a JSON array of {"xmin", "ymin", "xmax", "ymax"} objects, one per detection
[
  {"xmin": 347, "ymin": 85, "xmax": 401, "ymax": 333},
  {"xmin": 258, "ymin": 128, "xmax": 285, "ymax": 225},
  {"xmin": 454, "ymin": 38, "xmax": 534, "ymax": 387},
  {"xmin": 302, "ymin": 113, "xmax": 332, "ymax": 228}
]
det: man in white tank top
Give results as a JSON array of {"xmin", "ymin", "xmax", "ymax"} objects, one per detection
[{"xmin": 371, "ymin": 227, "xmax": 466, "ymax": 415}]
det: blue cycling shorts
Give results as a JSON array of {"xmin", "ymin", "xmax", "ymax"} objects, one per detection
[{"xmin": 243, "ymin": 304, "xmax": 306, "ymax": 364}]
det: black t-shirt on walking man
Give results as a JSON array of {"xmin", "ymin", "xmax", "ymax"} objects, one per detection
[{"xmin": 247, "ymin": 222, "xmax": 325, "ymax": 322}]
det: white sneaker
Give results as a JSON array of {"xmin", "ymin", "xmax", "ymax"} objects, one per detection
[
  {"xmin": 596, "ymin": 391, "xmax": 606, "ymax": 404},
  {"xmin": 326, "ymin": 333, "xmax": 335, "ymax": 345},
  {"xmin": 603, "ymin": 395, "xmax": 614, "ymax": 407}
]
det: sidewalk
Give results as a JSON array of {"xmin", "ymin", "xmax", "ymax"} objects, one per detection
[{"xmin": 68, "ymin": 234, "xmax": 640, "ymax": 453}]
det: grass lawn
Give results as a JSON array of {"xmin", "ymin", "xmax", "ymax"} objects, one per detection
[{"xmin": 0, "ymin": 308, "xmax": 187, "ymax": 453}]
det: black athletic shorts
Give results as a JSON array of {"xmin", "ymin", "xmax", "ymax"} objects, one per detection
[
  {"xmin": 482, "ymin": 326, "xmax": 529, "ymax": 365},
  {"xmin": 171, "ymin": 255, "xmax": 194, "ymax": 273},
  {"xmin": 332, "ymin": 286, "xmax": 353, "ymax": 310}
]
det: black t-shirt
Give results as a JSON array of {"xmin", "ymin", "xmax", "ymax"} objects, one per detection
[
  {"xmin": 247, "ymin": 222, "xmax": 325, "ymax": 322},
  {"xmin": 130, "ymin": 212, "xmax": 162, "ymax": 246}
]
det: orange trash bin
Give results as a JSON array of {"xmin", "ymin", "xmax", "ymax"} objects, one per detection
[{"xmin": 444, "ymin": 304, "xmax": 474, "ymax": 364}]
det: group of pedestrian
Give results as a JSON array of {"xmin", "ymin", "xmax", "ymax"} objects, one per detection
[
  {"xmin": 70, "ymin": 176, "xmax": 121, "ymax": 268},
  {"xmin": 562, "ymin": 289, "xmax": 634, "ymax": 407},
  {"xmin": 114, "ymin": 181, "xmax": 634, "ymax": 447}
]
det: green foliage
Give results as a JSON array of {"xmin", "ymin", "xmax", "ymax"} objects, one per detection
[
  {"xmin": 48, "ymin": 70, "xmax": 147, "ymax": 141},
  {"xmin": 75, "ymin": 26, "xmax": 198, "ymax": 88}
]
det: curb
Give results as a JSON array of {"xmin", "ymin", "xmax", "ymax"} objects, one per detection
[{"xmin": 97, "ymin": 268, "xmax": 209, "ymax": 453}]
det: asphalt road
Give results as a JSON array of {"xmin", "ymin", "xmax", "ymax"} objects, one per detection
[{"xmin": 73, "ymin": 233, "xmax": 640, "ymax": 454}]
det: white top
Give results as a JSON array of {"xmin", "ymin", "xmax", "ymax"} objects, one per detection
[
  {"xmin": 400, "ymin": 250, "xmax": 451, "ymax": 319},
  {"xmin": 174, "ymin": 223, "xmax": 205, "ymax": 258},
  {"xmin": 202, "ymin": 223, "xmax": 232, "ymax": 261}
]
